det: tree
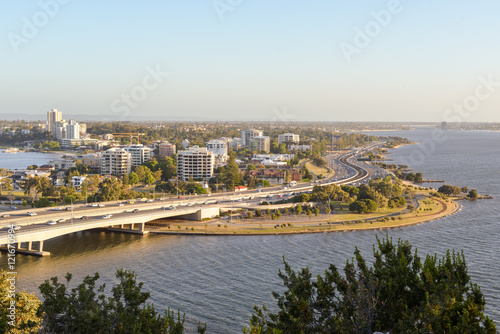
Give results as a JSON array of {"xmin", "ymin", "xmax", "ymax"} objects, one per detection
[
  {"xmin": 144, "ymin": 171, "xmax": 156, "ymax": 185},
  {"xmin": 245, "ymin": 236, "xmax": 497, "ymax": 334},
  {"xmin": 349, "ymin": 199, "xmax": 377, "ymax": 214},
  {"xmin": 38, "ymin": 269, "xmax": 207, "ymax": 333},
  {"xmin": 0, "ymin": 270, "xmax": 42, "ymax": 333},
  {"xmin": 438, "ymin": 184, "xmax": 461, "ymax": 196},
  {"xmin": 220, "ymin": 151, "xmax": 242, "ymax": 188},
  {"xmin": 295, "ymin": 205, "xmax": 303, "ymax": 215},
  {"xmin": 0, "ymin": 169, "xmax": 13, "ymax": 195},
  {"xmin": 468, "ymin": 189, "xmax": 478, "ymax": 199},
  {"xmin": 129, "ymin": 172, "xmax": 140, "ymax": 185},
  {"xmin": 98, "ymin": 178, "xmax": 123, "ymax": 202},
  {"xmin": 21, "ymin": 176, "xmax": 52, "ymax": 201}
]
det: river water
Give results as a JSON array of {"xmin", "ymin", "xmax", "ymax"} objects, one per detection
[
  {"xmin": 0, "ymin": 151, "xmax": 66, "ymax": 170},
  {"xmin": 1, "ymin": 129, "xmax": 499, "ymax": 332}
]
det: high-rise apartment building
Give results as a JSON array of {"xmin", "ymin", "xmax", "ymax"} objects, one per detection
[
  {"xmin": 47, "ymin": 108, "xmax": 63, "ymax": 135},
  {"xmin": 177, "ymin": 146, "xmax": 214, "ymax": 181},
  {"xmin": 124, "ymin": 144, "xmax": 151, "ymax": 166},
  {"xmin": 206, "ymin": 139, "xmax": 228, "ymax": 161},
  {"xmin": 241, "ymin": 129, "xmax": 263, "ymax": 147},
  {"xmin": 100, "ymin": 148, "xmax": 132, "ymax": 176},
  {"xmin": 250, "ymin": 136, "xmax": 271, "ymax": 153},
  {"xmin": 158, "ymin": 142, "xmax": 176, "ymax": 157}
]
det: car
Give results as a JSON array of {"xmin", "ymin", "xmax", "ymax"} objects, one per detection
[
  {"xmin": 207, "ymin": 194, "xmax": 211, "ymax": 197},
  {"xmin": 146, "ymin": 199, "xmax": 153, "ymax": 203},
  {"xmin": 1, "ymin": 214, "xmax": 10, "ymax": 218},
  {"xmin": 98, "ymin": 204, "xmax": 105, "ymax": 208},
  {"xmin": 249, "ymin": 196, "xmax": 254, "ymax": 200},
  {"xmin": 215, "ymin": 201, "xmax": 220, "ymax": 204},
  {"xmin": 12, "ymin": 225, "xmax": 21, "ymax": 231},
  {"xmin": 131, "ymin": 209, "xmax": 140, "ymax": 213},
  {"xmin": 222, "ymin": 216, "xmax": 229, "ymax": 220},
  {"xmin": 10, "ymin": 206, "xmax": 17, "ymax": 210},
  {"xmin": 266, "ymin": 195, "xmax": 273, "ymax": 198},
  {"xmin": 187, "ymin": 203, "xmax": 194, "ymax": 206},
  {"xmin": 80, "ymin": 216, "xmax": 88, "ymax": 220},
  {"xmin": 102, "ymin": 214, "xmax": 112, "ymax": 219},
  {"xmin": 27, "ymin": 212, "xmax": 37, "ymax": 216},
  {"xmin": 52, "ymin": 207, "xmax": 62, "ymax": 211},
  {"xmin": 65, "ymin": 207, "xmax": 72, "ymax": 211},
  {"xmin": 236, "ymin": 198, "xmax": 243, "ymax": 202},
  {"xmin": 117, "ymin": 203, "xmax": 124, "ymax": 206},
  {"xmin": 257, "ymin": 189, "xmax": 262, "ymax": 192},
  {"xmin": 127, "ymin": 200, "xmax": 135, "ymax": 204},
  {"xmin": 56, "ymin": 218, "xmax": 65, "ymax": 223},
  {"xmin": 47, "ymin": 220, "xmax": 57, "ymax": 225},
  {"xmin": 90, "ymin": 203, "xmax": 98, "ymax": 207}
]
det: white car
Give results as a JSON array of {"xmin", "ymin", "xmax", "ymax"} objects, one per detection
[
  {"xmin": 12, "ymin": 225, "xmax": 21, "ymax": 231},
  {"xmin": 52, "ymin": 207, "xmax": 62, "ymax": 211},
  {"xmin": 98, "ymin": 204, "xmax": 105, "ymax": 208},
  {"xmin": 57, "ymin": 218, "xmax": 65, "ymax": 223},
  {"xmin": 47, "ymin": 220, "xmax": 57, "ymax": 225},
  {"xmin": 168, "ymin": 206, "xmax": 176, "ymax": 210},
  {"xmin": 117, "ymin": 203, "xmax": 124, "ymax": 206},
  {"xmin": 27, "ymin": 212, "xmax": 37, "ymax": 216},
  {"xmin": 146, "ymin": 199, "xmax": 153, "ymax": 203},
  {"xmin": 102, "ymin": 214, "xmax": 112, "ymax": 219}
]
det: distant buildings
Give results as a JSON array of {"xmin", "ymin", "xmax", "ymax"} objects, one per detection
[
  {"xmin": 181, "ymin": 139, "xmax": 190, "ymax": 149},
  {"xmin": 278, "ymin": 133, "xmax": 299, "ymax": 144},
  {"xmin": 250, "ymin": 136, "xmax": 271, "ymax": 153},
  {"xmin": 124, "ymin": 144, "xmax": 151, "ymax": 166},
  {"xmin": 100, "ymin": 148, "xmax": 132, "ymax": 176},
  {"xmin": 241, "ymin": 129, "xmax": 263, "ymax": 147},
  {"xmin": 246, "ymin": 169, "xmax": 302, "ymax": 185},
  {"xmin": 251, "ymin": 154, "xmax": 294, "ymax": 166},
  {"xmin": 177, "ymin": 146, "xmax": 214, "ymax": 181},
  {"xmin": 158, "ymin": 142, "xmax": 176, "ymax": 157},
  {"xmin": 47, "ymin": 108, "xmax": 85, "ymax": 141}
]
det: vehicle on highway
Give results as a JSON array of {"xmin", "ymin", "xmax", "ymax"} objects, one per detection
[
  {"xmin": 266, "ymin": 195, "xmax": 273, "ymax": 198},
  {"xmin": 146, "ymin": 199, "xmax": 153, "ymax": 203},
  {"xmin": 52, "ymin": 207, "xmax": 62, "ymax": 211},
  {"xmin": 80, "ymin": 216, "xmax": 88, "ymax": 220},
  {"xmin": 65, "ymin": 207, "xmax": 72, "ymax": 211},
  {"xmin": 215, "ymin": 201, "xmax": 220, "ymax": 204},
  {"xmin": 187, "ymin": 203, "xmax": 194, "ymax": 206},
  {"xmin": 236, "ymin": 198, "xmax": 243, "ymax": 202},
  {"xmin": 27, "ymin": 211, "xmax": 37, "ymax": 216},
  {"xmin": 47, "ymin": 220, "xmax": 56, "ymax": 225},
  {"xmin": 131, "ymin": 209, "xmax": 140, "ymax": 213},
  {"xmin": 167, "ymin": 206, "xmax": 176, "ymax": 210},
  {"xmin": 127, "ymin": 200, "xmax": 135, "ymax": 204},
  {"xmin": 102, "ymin": 214, "xmax": 112, "ymax": 219},
  {"xmin": 1, "ymin": 214, "xmax": 10, "ymax": 218},
  {"xmin": 57, "ymin": 218, "xmax": 65, "ymax": 223},
  {"xmin": 10, "ymin": 206, "xmax": 17, "ymax": 210},
  {"xmin": 117, "ymin": 203, "xmax": 124, "ymax": 206},
  {"xmin": 98, "ymin": 204, "xmax": 105, "ymax": 207},
  {"xmin": 89, "ymin": 203, "xmax": 98, "ymax": 207},
  {"xmin": 12, "ymin": 225, "xmax": 21, "ymax": 231},
  {"xmin": 178, "ymin": 196, "xmax": 183, "ymax": 199}
]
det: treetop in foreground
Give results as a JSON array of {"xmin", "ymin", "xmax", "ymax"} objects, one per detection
[{"xmin": 244, "ymin": 236, "xmax": 497, "ymax": 334}]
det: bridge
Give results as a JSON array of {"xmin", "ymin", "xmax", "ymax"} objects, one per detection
[{"xmin": 0, "ymin": 144, "xmax": 383, "ymax": 256}]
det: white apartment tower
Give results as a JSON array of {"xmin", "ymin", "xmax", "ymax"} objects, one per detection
[
  {"xmin": 100, "ymin": 148, "xmax": 132, "ymax": 176},
  {"xmin": 206, "ymin": 139, "xmax": 228, "ymax": 161},
  {"xmin": 124, "ymin": 144, "xmax": 151, "ymax": 166},
  {"xmin": 177, "ymin": 146, "xmax": 214, "ymax": 181}
]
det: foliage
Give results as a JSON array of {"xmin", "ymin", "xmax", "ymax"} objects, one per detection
[
  {"xmin": 0, "ymin": 270, "xmax": 42, "ymax": 333},
  {"xmin": 38, "ymin": 269, "xmax": 207, "ymax": 333},
  {"xmin": 98, "ymin": 178, "xmax": 124, "ymax": 202},
  {"xmin": 244, "ymin": 236, "xmax": 497, "ymax": 334},
  {"xmin": 438, "ymin": 184, "xmax": 461, "ymax": 196},
  {"xmin": 21, "ymin": 176, "xmax": 52, "ymax": 200},
  {"xmin": 348, "ymin": 199, "xmax": 377, "ymax": 213},
  {"xmin": 220, "ymin": 151, "xmax": 242, "ymax": 188},
  {"xmin": 468, "ymin": 189, "xmax": 478, "ymax": 199},
  {"xmin": 388, "ymin": 195, "xmax": 406, "ymax": 209}
]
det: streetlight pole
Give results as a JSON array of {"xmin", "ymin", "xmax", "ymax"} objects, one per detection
[{"xmin": 66, "ymin": 197, "xmax": 73, "ymax": 225}]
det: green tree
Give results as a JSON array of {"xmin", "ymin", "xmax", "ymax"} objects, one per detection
[
  {"xmin": 144, "ymin": 171, "xmax": 156, "ymax": 185},
  {"xmin": 295, "ymin": 205, "xmax": 303, "ymax": 215},
  {"xmin": 98, "ymin": 178, "xmax": 123, "ymax": 202},
  {"xmin": 38, "ymin": 269, "xmax": 207, "ymax": 333},
  {"xmin": 438, "ymin": 184, "xmax": 461, "ymax": 196},
  {"xmin": 220, "ymin": 151, "xmax": 242, "ymax": 188},
  {"xmin": 468, "ymin": 189, "xmax": 478, "ymax": 199},
  {"xmin": 0, "ymin": 270, "xmax": 42, "ymax": 333},
  {"xmin": 129, "ymin": 172, "xmax": 140, "ymax": 185},
  {"xmin": 245, "ymin": 236, "xmax": 497, "ymax": 334},
  {"xmin": 21, "ymin": 176, "xmax": 52, "ymax": 201}
]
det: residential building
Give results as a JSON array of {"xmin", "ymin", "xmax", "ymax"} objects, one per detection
[
  {"xmin": 81, "ymin": 153, "xmax": 102, "ymax": 167},
  {"xmin": 158, "ymin": 142, "xmax": 176, "ymax": 157},
  {"xmin": 124, "ymin": 144, "xmax": 151, "ymax": 166},
  {"xmin": 289, "ymin": 144, "xmax": 312, "ymax": 151},
  {"xmin": 206, "ymin": 139, "xmax": 228, "ymax": 163},
  {"xmin": 47, "ymin": 108, "xmax": 62, "ymax": 135},
  {"xmin": 177, "ymin": 146, "xmax": 214, "ymax": 181},
  {"xmin": 246, "ymin": 169, "xmax": 302, "ymax": 185},
  {"xmin": 278, "ymin": 133, "xmax": 299, "ymax": 144},
  {"xmin": 48, "ymin": 157, "xmax": 76, "ymax": 170},
  {"xmin": 100, "ymin": 148, "xmax": 132, "ymax": 176},
  {"xmin": 66, "ymin": 120, "xmax": 80, "ymax": 140},
  {"xmin": 181, "ymin": 139, "xmax": 190, "ymax": 149},
  {"xmin": 241, "ymin": 129, "xmax": 263, "ymax": 147},
  {"xmin": 250, "ymin": 136, "xmax": 270, "ymax": 153},
  {"xmin": 72, "ymin": 176, "xmax": 86, "ymax": 188}
]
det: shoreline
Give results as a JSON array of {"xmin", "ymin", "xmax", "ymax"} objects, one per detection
[{"xmin": 147, "ymin": 197, "xmax": 461, "ymax": 237}]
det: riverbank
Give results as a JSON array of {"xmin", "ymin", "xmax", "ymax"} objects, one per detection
[{"xmin": 147, "ymin": 195, "xmax": 459, "ymax": 236}]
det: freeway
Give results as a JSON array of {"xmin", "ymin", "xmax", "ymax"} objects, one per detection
[{"xmin": 0, "ymin": 143, "xmax": 383, "ymax": 238}]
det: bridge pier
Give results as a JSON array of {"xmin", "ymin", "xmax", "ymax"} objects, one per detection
[
  {"xmin": 0, "ymin": 240, "xmax": 50, "ymax": 257},
  {"xmin": 107, "ymin": 222, "xmax": 149, "ymax": 235}
]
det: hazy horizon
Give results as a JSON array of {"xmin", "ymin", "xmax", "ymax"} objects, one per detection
[{"xmin": 2, "ymin": 1, "xmax": 499, "ymax": 122}]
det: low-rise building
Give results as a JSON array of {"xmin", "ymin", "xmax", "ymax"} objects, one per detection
[
  {"xmin": 288, "ymin": 144, "xmax": 312, "ymax": 151},
  {"xmin": 278, "ymin": 133, "xmax": 299, "ymax": 144},
  {"xmin": 158, "ymin": 142, "xmax": 176, "ymax": 157},
  {"xmin": 72, "ymin": 176, "xmax": 86, "ymax": 188}
]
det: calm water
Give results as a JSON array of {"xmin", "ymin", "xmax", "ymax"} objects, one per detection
[
  {"xmin": 0, "ymin": 151, "xmax": 65, "ymax": 169},
  {"xmin": 1, "ymin": 129, "xmax": 499, "ymax": 332}
]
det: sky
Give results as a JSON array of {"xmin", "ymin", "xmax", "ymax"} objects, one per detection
[{"xmin": 1, "ymin": 0, "xmax": 499, "ymax": 122}]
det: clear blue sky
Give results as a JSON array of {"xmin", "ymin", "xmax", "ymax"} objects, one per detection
[{"xmin": 1, "ymin": 0, "xmax": 499, "ymax": 122}]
